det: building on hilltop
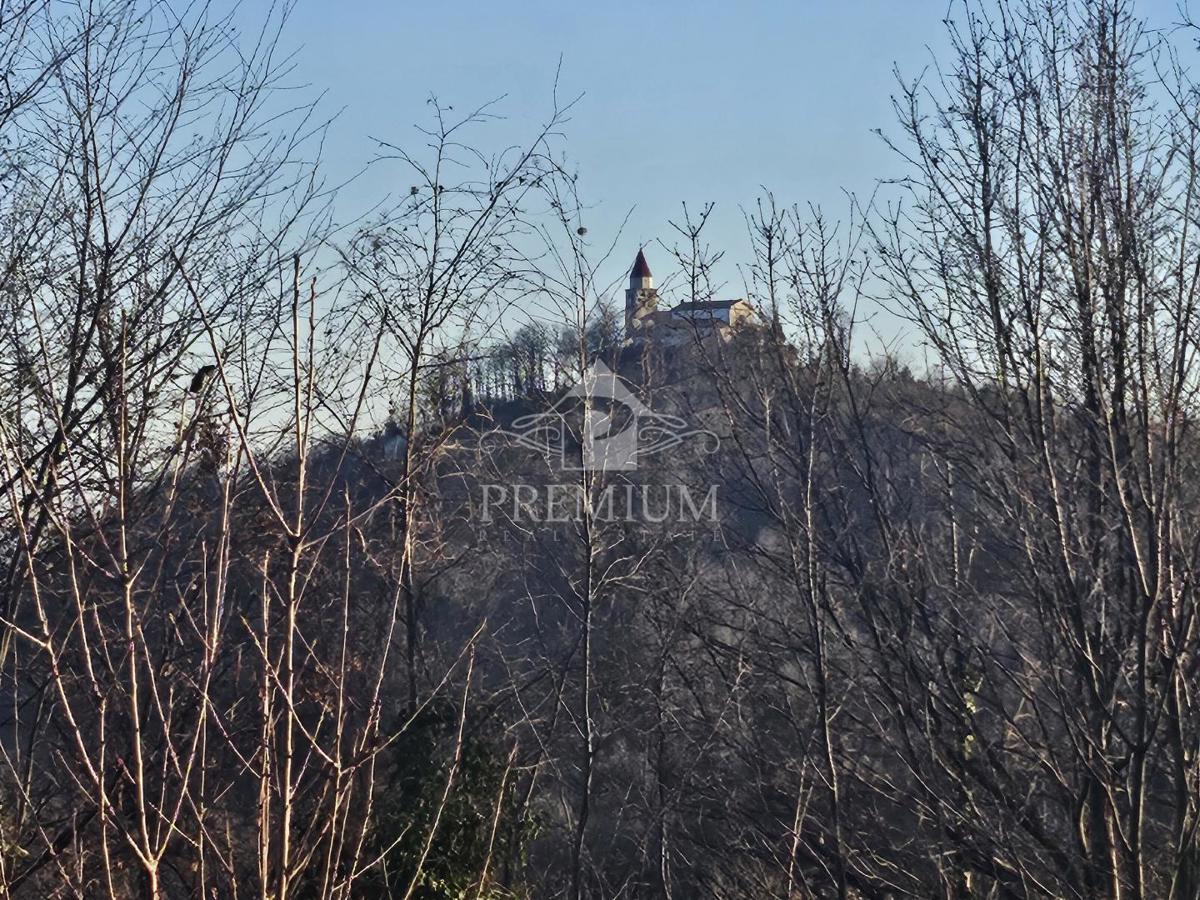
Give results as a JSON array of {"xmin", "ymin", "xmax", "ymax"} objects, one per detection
[{"xmin": 623, "ymin": 249, "xmax": 756, "ymax": 343}]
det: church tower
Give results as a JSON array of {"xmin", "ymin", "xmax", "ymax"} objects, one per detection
[{"xmin": 625, "ymin": 249, "xmax": 658, "ymax": 336}]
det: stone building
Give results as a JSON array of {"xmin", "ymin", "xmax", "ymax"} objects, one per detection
[{"xmin": 623, "ymin": 249, "xmax": 755, "ymax": 343}]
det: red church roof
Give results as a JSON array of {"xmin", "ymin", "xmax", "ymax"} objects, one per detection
[{"xmin": 631, "ymin": 249, "xmax": 652, "ymax": 279}]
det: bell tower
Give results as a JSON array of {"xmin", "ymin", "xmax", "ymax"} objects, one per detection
[{"xmin": 625, "ymin": 249, "xmax": 658, "ymax": 336}]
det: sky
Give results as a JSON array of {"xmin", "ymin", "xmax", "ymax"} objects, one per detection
[{"xmin": 277, "ymin": 0, "xmax": 1186, "ymax": 345}]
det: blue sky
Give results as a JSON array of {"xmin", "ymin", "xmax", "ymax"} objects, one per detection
[{"xmin": 279, "ymin": 0, "xmax": 1185, "ymax": 341}]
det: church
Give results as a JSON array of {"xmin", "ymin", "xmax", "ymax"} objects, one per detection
[{"xmin": 623, "ymin": 249, "xmax": 756, "ymax": 342}]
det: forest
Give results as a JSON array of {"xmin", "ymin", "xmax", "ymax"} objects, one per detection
[{"xmin": 0, "ymin": 0, "xmax": 1199, "ymax": 897}]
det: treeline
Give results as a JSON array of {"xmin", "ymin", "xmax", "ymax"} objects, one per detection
[{"xmin": 443, "ymin": 309, "xmax": 624, "ymax": 410}]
